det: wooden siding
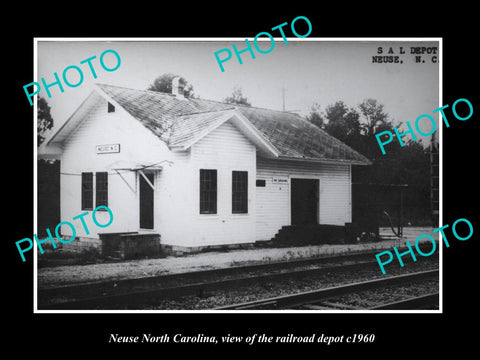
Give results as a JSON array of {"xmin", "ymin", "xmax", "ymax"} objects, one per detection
[
  {"xmin": 60, "ymin": 97, "xmax": 171, "ymax": 238},
  {"xmin": 170, "ymin": 121, "xmax": 257, "ymax": 247},
  {"xmin": 256, "ymin": 158, "xmax": 351, "ymax": 241},
  {"xmin": 153, "ymin": 149, "xmax": 192, "ymax": 245}
]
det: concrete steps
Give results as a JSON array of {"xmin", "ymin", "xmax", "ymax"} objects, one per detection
[{"xmin": 271, "ymin": 225, "xmax": 347, "ymax": 246}]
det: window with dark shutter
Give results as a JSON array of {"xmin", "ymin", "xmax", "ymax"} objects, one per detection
[
  {"xmin": 81, "ymin": 172, "xmax": 93, "ymax": 210},
  {"xmin": 232, "ymin": 171, "xmax": 248, "ymax": 214},
  {"xmin": 200, "ymin": 169, "xmax": 217, "ymax": 214},
  {"xmin": 95, "ymin": 172, "xmax": 108, "ymax": 207}
]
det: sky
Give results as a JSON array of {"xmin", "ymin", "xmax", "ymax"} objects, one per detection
[{"xmin": 36, "ymin": 38, "xmax": 440, "ymax": 143}]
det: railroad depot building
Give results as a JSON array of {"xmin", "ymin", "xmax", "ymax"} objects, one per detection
[{"xmin": 39, "ymin": 81, "xmax": 371, "ymax": 257}]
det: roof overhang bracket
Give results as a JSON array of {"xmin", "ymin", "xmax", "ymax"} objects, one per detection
[{"xmin": 114, "ymin": 170, "xmax": 136, "ymax": 194}]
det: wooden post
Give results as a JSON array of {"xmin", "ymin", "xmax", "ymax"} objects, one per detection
[{"xmin": 398, "ymin": 187, "xmax": 404, "ymax": 237}]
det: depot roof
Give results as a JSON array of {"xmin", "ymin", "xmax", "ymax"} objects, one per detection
[{"xmin": 51, "ymin": 83, "xmax": 372, "ymax": 165}]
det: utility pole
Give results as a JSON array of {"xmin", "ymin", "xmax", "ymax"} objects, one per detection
[
  {"xmin": 281, "ymin": 87, "xmax": 300, "ymax": 114},
  {"xmin": 430, "ymin": 131, "xmax": 439, "ymax": 227}
]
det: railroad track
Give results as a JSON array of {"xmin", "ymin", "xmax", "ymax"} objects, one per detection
[
  {"xmin": 38, "ymin": 251, "xmax": 438, "ymax": 310},
  {"xmin": 214, "ymin": 269, "xmax": 439, "ymax": 310},
  {"xmin": 39, "ymin": 251, "xmax": 383, "ymax": 310},
  {"xmin": 369, "ymin": 293, "xmax": 439, "ymax": 310}
]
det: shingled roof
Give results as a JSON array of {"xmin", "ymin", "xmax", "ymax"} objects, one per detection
[{"xmin": 96, "ymin": 84, "xmax": 371, "ymax": 165}]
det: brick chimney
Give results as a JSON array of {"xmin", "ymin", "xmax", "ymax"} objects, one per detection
[{"xmin": 172, "ymin": 76, "xmax": 185, "ymax": 97}]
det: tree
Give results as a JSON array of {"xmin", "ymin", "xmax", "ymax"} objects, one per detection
[
  {"xmin": 358, "ymin": 98, "xmax": 390, "ymax": 137},
  {"xmin": 37, "ymin": 98, "xmax": 60, "ymax": 234},
  {"xmin": 306, "ymin": 98, "xmax": 432, "ymax": 226},
  {"xmin": 38, "ymin": 97, "xmax": 54, "ymax": 145},
  {"xmin": 147, "ymin": 73, "xmax": 195, "ymax": 98},
  {"xmin": 224, "ymin": 86, "xmax": 251, "ymax": 106},
  {"xmin": 305, "ymin": 102, "xmax": 324, "ymax": 129},
  {"xmin": 323, "ymin": 101, "xmax": 361, "ymax": 144}
]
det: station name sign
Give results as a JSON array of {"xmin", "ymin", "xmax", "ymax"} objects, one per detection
[
  {"xmin": 96, "ymin": 143, "xmax": 120, "ymax": 154},
  {"xmin": 272, "ymin": 177, "xmax": 289, "ymax": 184}
]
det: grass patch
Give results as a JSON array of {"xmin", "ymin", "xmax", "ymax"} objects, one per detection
[{"xmin": 38, "ymin": 248, "xmax": 103, "ymax": 268}]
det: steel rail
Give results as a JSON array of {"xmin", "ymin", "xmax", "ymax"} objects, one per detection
[
  {"xmin": 39, "ymin": 251, "xmax": 378, "ymax": 298},
  {"xmin": 39, "ymin": 249, "xmax": 403, "ymax": 308},
  {"xmin": 39, "ymin": 243, "xmax": 438, "ymax": 304},
  {"xmin": 368, "ymin": 292, "xmax": 439, "ymax": 310},
  {"xmin": 39, "ymin": 258, "xmax": 383, "ymax": 310},
  {"xmin": 214, "ymin": 269, "xmax": 439, "ymax": 310},
  {"xmin": 39, "ymin": 249, "xmax": 438, "ymax": 310}
]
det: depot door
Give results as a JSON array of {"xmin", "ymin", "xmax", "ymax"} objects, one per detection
[
  {"xmin": 291, "ymin": 178, "xmax": 319, "ymax": 226},
  {"xmin": 139, "ymin": 173, "xmax": 154, "ymax": 229}
]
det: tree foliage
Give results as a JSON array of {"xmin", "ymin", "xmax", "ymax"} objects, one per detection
[
  {"xmin": 323, "ymin": 101, "xmax": 361, "ymax": 144},
  {"xmin": 306, "ymin": 98, "xmax": 432, "ymax": 226},
  {"xmin": 37, "ymin": 96, "xmax": 60, "ymax": 233},
  {"xmin": 224, "ymin": 86, "xmax": 251, "ymax": 106},
  {"xmin": 147, "ymin": 73, "xmax": 195, "ymax": 98},
  {"xmin": 358, "ymin": 98, "xmax": 390, "ymax": 137},
  {"xmin": 305, "ymin": 102, "xmax": 324, "ymax": 129},
  {"xmin": 38, "ymin": 97, "xmax": 54, "ymax": 145}
]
